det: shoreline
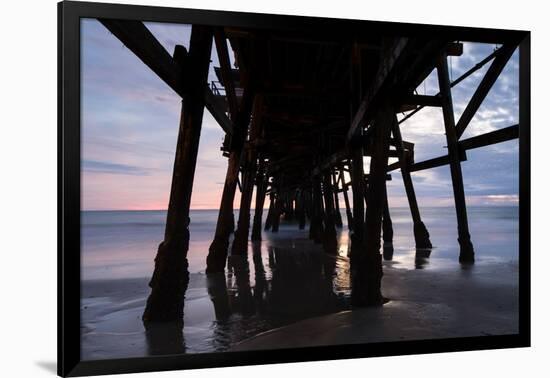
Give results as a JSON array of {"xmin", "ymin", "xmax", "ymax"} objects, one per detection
[{"xmin": 81, "ymin": 255, "xmax": 518, "ymax": 359}]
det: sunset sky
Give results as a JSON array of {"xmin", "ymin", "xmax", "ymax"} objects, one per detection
[{"xmin": 81, "ymin": 18, "xmax": 519, "ymax": 211}]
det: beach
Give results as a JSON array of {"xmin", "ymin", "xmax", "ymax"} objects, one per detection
[{"xmin": 81, "ymin": 206, "xmax": 519, "ymax": 360}]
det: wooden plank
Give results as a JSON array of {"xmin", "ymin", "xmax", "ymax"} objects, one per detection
[{"xmin": 100, "ymin": 19, "xmax": 234, "ymax": 135}]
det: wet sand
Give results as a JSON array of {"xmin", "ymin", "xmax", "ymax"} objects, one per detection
[{"xmin": 231, "ymin": 260, "xmax": 518, "ymax": 351}]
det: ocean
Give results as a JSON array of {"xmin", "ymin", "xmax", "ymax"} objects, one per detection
[{"xmin": 82, "ymin": 206, "xmax": 519, "ymax": 280}]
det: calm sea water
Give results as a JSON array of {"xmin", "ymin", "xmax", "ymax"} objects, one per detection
[
  {"xmin": 81, "ymin": 207, "xmax": 519, "ymax": 281},
  {"xmin": 80, "ymin": 206, "xmax": 519, "ymax": 359}
]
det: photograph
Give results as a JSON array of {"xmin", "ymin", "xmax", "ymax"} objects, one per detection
[{"xmin": 56, "ymin": 1, "xmax": 531, "ymax": 375}]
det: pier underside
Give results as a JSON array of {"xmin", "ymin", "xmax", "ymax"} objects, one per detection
[{"xmin": 98, "ymin": 18, "xmax": 527, "ymax": 323}]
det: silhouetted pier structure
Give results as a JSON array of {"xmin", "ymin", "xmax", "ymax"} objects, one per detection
[{"xmin": 99, "ymin": 17, "xmax": 527, "ymax": 322}]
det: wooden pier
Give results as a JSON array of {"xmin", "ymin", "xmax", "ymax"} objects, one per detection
[{"xmin": 99, "ymin": 18, "xmax": 526, "ymax": 321}]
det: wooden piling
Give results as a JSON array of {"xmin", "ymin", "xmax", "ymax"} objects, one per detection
[
  {"xmin": 382, "ymin": 182, "xmax": 393, "ymax": 244},
  {"xmin": 519, "ymin": 35, "xmax": 530, "ymax": 284},
  {"xmin": 332, "ymin": 170, "xmax": 344, "ymax": 228},
  {"xmin": 206, "ymin": 273, "xmax": 231, "ymax": 321},
  {"xmin": 349, "ymin": 41, "xmax": 364, "ymax": 245},
  {"xmin": 351, "ymin": 106, "xmax": 392, "ymax": 307},
  {"xmin": 350, "ymin": 149, "xmax": 365, "ymax": 250},
  {"xmin": 205, "ymin": 148, "xmax": 240, "ymax": 272},
  {"xmin": 340, "ymin": 163, "xmax": 354, "ymax": 230},
  {"xmin": 437, "ymin": 55, "xmax": 475, "ymax": 263},
  {"xmin": 251, "ymin": 159, "xmax": 267, "ymax": 241},
  {"xmin": 304, "ymin": 190, "xmax": 312, "ymax": 221},
  {"xmin": 231, "ymin": 153, "xmax": 257, "ymax": 255},
  {"xmin": 322, "ymin": 171, "xmax": 338, "ymax": 253},
  {"xmin": 271, "ymin": 195, "xmax": 282, "ymax": 233},
  {"xmin": 143, "ymin": 26, "xmax": 213, "ymax": 323},
  {"xmin": 391, "ymin": 118, "xmax": 432, "ymax": 249},
  {"xmin": 206, "ymin": 88, "xmax": 255, "ymax": 273},
  {"xmin": 284, "ymin": 195, "xmax": 295, "ymax": 221},
  {"xmin": 231, "ymin": 96, "xmax": 264, "ymax": 255},
  {"xmin": 309, "ymin": 176, "xmax": 324, "ymax": 243},
  {"xmin": 264, "ymin": 193, "xmax": 275, "ymax": 231},
  {"xmin": 298, "ymin": 189, "xmax": 307, "ymax": 230}
]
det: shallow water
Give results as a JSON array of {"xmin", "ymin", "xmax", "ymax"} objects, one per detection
[{"xmin": 80, "ymin": 206, "xmax": 519, "ymax": 360}]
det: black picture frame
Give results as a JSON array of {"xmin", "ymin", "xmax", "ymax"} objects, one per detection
[{"xmin": 58, "ymin": 1, "xmax": 531, "ymax": 376}]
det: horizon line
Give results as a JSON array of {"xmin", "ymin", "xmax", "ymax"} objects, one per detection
[{"xmin": 81, "ymin": 204, "xmax": 520, "ymax": 212}]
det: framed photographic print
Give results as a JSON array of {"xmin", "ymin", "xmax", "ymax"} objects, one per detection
[{"xmin": 58, "ymin": 0, "xmax": 530, "ymax": 376}]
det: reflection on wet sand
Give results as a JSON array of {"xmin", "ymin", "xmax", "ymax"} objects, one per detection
[
  {"xmin": 140, "ymin": 235, "xmax": 349, "ymax": 355},
  {"xmin": 207, "ymin": 273, "xmax": 231, "ymax": 321},
  {"xmin": 145, "ymin": 321, "xmax": 186, "ymax": 356},
  {"xmin": 139, "ymin": 235, "xmax": 351, "ymax": 357},
  {"xmin": 210, "ymin": 241, "xmax": 347, "ymax": 337},
  {"xmin": 252, "ymin": 242, "xmax": 268, "ymax": 313},
  {"xmin": 415, "ymin": 248, "xmax": 432, "ymax": 269}
]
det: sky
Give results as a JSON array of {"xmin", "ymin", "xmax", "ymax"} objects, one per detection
[{"xmin": 81, "ymin": 18, "xmax": 519, "ymax": 211}]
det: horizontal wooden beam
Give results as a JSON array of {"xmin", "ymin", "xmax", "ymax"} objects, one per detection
[
  {"xmin": 409, "ymin": 151, "xmax": 466, "ymax": 172},
  {"xmin": 388, "ymin": 124, "xmax": 519, "ymax": 172},
  {"xmin": 99, "ymin": 19, "xmax": 234, "ymax": 135},
  {"xmin": 402, "ymin": 94, "xmax": 442, "ymax": 107},
  {"xmin": 459, "ymin": 124, "xmax": 519, "ymax": 150},
  {"xmin": 364, "ymin": 173, "xmax": 392, "ymax": 181}
]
